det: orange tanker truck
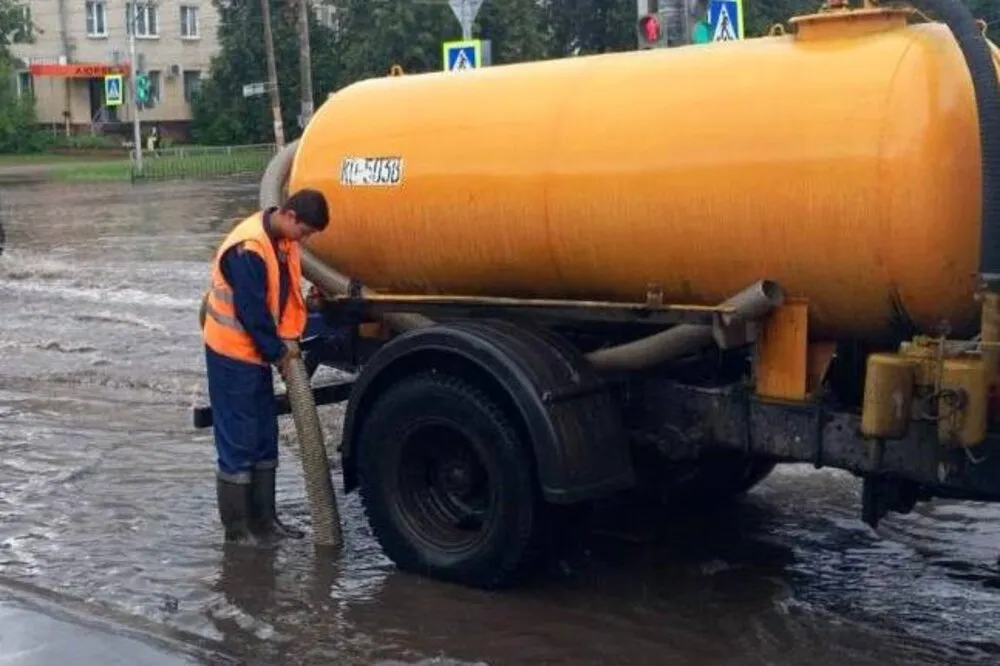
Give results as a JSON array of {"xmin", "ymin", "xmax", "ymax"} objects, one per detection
[{"xmin": 194, "ymin": 0, "xmax": 1000, "ymax": 589}]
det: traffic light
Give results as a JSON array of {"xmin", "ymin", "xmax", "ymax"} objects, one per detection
[
  {"xmin": 637, "ymin": 13, "xmax": 667, "ymax": 49},
  {"xmin": 135, "ymin": 73, "xmax": 153, "ymax": 108}
]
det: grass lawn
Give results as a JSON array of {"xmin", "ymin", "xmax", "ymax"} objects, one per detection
[
  {"xmin": 3, "ymin": 148, "xmax": 275, "ymax": 182},
  {"xmin": 0, "ymin": 153, "xmax": 122, "ymax": 167}
]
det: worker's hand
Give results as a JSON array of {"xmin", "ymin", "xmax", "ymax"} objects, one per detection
[{"xmin": 276, "ymin": 345, "xmax": 301, "ymax": 378}]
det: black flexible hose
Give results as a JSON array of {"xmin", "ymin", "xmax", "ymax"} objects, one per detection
[{"xmin": 906, "ymin": 0, "xmax": 1000, "ymax": 289}]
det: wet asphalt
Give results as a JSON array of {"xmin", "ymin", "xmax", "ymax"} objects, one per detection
[{"xmin": 1, "ymin": 178, "xmax": 1000, "ymax": 665}]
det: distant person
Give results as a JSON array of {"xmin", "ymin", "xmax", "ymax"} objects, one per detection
[
  {"xmin": 200, "ymin": 189, "xmax": 330, "ymax": 545},
  {"xmin": 146, "ymin": 127, "xmax": 160, "ymax": 156}
]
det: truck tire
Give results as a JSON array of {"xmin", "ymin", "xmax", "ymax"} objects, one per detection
[{"xmin": 356, "ymin": 371, "xmax": 544, "ymax": 589}]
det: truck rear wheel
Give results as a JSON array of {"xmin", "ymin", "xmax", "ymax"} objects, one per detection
[{"xmin": 356, "ymin": 371, "xmax": 544, "ymax": 589}]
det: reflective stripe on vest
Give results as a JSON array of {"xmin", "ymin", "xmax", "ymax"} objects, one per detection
[
  {"xmin": 203, "ymin": 287, "xmax": 246, "ymax": 332},
  {"xmin": 201, "ymin": 212, "xmax": 307, "ymax": 365}
]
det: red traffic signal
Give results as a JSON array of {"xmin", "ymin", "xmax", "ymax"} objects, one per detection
[{"xmin": 637, "ymin": 13, "xmax": 664, "ymax": 48}]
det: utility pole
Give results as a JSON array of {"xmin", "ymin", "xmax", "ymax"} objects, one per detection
[
  {"xmin": 297, "ymin": 0, "xmax": 314, "ymax": 129},
  {"xmin": 127, "ymin": 2, "xmax": 143, "ymax": 173},
  {"xmin": 449, "ymin": 0, "xmax": 483, "ymax": 40},
  {"xmin": 415, "ymin": 0, "xmax": 484, "ymax": 41},
  {"xmin": 57, "ymin": 0, "xmax": 71, "ymax": 136},
  {"xmin": 261, "ymin": 0, "xmax": 285, "ymax": 147}
]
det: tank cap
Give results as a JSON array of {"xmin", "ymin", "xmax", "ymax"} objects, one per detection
[{"xmin": 789, "ymin": 5, "xmax": 912, "ymax": 40}]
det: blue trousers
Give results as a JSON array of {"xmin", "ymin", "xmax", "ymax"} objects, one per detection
[{"xmin": 205, "ymin": 345, "xmax": 279, "ymax": 484}]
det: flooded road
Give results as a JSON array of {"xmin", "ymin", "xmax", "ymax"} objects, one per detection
[{"xmin": 2, "ymin": 179, "xmax": 1000, "ymax": 665}]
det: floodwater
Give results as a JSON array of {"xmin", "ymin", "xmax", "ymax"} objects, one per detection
[{"xmin": 2, "ymin": 179, "xmax": 1000, "ymax": 666}]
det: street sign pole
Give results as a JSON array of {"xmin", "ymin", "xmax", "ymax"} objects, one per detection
[
  {"xmin": 127, "ymin": 3, "xmax": 142, "ymax": 173},
  {"xmin": 448, "ymin": 0, "xmax": 484, "ymax": 41},
  {"xmin": 460, "ymin": 6, "xmax": 471, "ymax": 40}
]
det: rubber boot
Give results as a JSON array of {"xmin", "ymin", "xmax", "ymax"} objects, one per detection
[
  {"xmin": 216, "ymin": 477, "xmax": 258, "ymax": 545},
  {"xmin": 250, "ymin": 468, "xmax": 305, "ymax": 541}
]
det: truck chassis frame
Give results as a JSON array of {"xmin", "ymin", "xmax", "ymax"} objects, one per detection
[{"xmin": 193, "ymin": 288, "xmax": 1000, "ymax": 589}]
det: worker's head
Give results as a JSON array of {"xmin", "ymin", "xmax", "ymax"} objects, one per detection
[{"xmin": 274, "ymin": 188, "xmax": 330, "ymax": 242}]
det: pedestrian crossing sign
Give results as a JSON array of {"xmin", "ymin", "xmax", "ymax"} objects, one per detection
[
  {"xmin": 442, "ymin": 39, "xmax": 482, "ymax": 72},
  {"xmin": 709, "ymin": 0, "xmax": 744, "ymax": 41},
  {"xmin": 104, "ymin": 74, "xmax": 123, "ymax": 107}
]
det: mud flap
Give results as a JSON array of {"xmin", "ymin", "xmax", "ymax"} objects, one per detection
[{"xmin": 340, "ymin": 320, "xmax": 636, "ymax": 505}]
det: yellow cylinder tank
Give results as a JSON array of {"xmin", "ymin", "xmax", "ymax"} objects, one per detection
[{"xmin": 287, "ymin": 8, "xmax": 1000, "ymax": 341}]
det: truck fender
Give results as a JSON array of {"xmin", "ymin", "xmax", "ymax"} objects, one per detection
[{"xmin": 339, "ymin": 320, "xmax": 636, "ymax": 505}]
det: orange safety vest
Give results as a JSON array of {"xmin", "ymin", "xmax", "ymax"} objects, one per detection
[{"xmin": 202, "ymin": 211, "xmax": 307, "ymax": 365}]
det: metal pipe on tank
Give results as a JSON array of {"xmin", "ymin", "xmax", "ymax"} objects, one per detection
[
  {"xmin": 585, "ymin": 280, "xmax": 784, "ymax": 373},
  {"xmin": 300, "ymin": 252, "xmax": 434, "ymax": 332}
]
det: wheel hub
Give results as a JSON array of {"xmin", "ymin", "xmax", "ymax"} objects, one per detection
[{"xmin": 441, "ymin": 459, "xmax": 474, "ymax": 497}]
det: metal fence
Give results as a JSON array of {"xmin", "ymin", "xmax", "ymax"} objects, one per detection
[{"xmin": 129, "ymin": 143, "xmax": 278, "ymax": 182}]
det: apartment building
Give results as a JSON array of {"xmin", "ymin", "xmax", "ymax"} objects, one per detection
[{"xmin": 10, "ymin": 1, "xmax": 221, "ymax": 136}]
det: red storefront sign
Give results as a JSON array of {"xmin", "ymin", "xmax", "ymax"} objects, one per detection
[{"xmin": 28, "ymin": 63, "xmax": 131, "ymax": 78}]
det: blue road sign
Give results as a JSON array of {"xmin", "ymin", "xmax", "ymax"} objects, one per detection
[
  {"xmin": 104, "ymin": 74, "xmax": 123, "ymax": 107},
  {"xmin": 709, "ymin": 0, "xmax": 744, "ymax": 41},
  {"xmin": 442, "ymin": 39, "xmax": 482, "ymax": 72}
]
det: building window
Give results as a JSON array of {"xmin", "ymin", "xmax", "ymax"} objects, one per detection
[
  {"xmin": 180, "ymin": 6, "xmax": 199, "ymax": 38},
  {"xmin": 147, "ymin": 70, "xmax": 161, "ymax": 103},
  {"xmin": 86, "ymin": 1, "xmax": 107, "ymax": 37},
  {"xmin": 12, "ymin": 5, "xmax": 32, "ymax": 43},
  {"xmin": 183, "ymin": 70, "xmax": 202, "ymax": 103},
  {"xmin": 126, "ymin": 2, "xmax": 159, "ymax": 38},
  {"xmin": 16, "ymin": 72, "xmax": 33, "ymax": 98}
]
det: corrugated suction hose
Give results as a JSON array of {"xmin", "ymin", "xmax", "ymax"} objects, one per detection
[
  {"xmin": 281, "ymin": 339, "xmax": 342, "ymax": 549},
  {"xmin": 907, "ymin": 0, "xmax": 1000, "ymax": 288}
]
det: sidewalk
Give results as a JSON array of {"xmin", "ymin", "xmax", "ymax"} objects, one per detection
[{"xmin": 0, "ymin": 591, "xmax": 228, "ymax": 666}]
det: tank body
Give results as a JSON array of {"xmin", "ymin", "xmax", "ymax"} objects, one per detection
[{"xmin": 288, "ymin": 11, "xmax": 1000, "ymax": 341}]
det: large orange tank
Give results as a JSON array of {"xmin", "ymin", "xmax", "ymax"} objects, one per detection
[{"xmin": 287, "ymin": 8, "xmax": 1000, "ymax": 341}]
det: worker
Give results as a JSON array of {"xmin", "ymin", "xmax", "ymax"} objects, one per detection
[{"xmin": 201, "ymin": 188, "xmax": 330, "ymax": 545}]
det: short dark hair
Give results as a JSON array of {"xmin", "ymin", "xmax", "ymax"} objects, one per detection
[{"xmin": 282, "ymin": 188, "xmax": 329, "ymax": 231}]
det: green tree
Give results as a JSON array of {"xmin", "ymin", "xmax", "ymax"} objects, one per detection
[
  {"xmin": 742, "ymin": 0, "xmax": 819, "ymax": 37},
  {"xmin": 0, "ymin": 0, "xmax": 30, "ymax": 54},
  {"xmin": 0, "ymin": 0, "xmax": 42, "ymax": 154},
  {"xmin": 194, "ymin": 0, "xmax": 1000, "ymax": 146},
  {"xmin": 543, "ymin": 0, "xmax": 635, "ymax": 56},
  {"xmin": 478, "ymin": 0, "xmax": 549, "ymax": 64},
  {"xmin": 966, "ymin": 0, "xmax": 998, "ymax": 41},
  {"xmin": 0, "ymin": 58, "xmax": 40, "ymax": 153},
  {"xmin": 326, "ymin": 0, "xmax": 455, "ymax": 81},
  {"xmin": 190, "ymin": 0, "xmax": 343, "ymax": 145},
  {"xmin": 328, "ymin": 0, "xmax": 549, "ymax": 75},
  {"xmin": 743, "ymin": 0, "xmax": 998, "ymax": 40}
]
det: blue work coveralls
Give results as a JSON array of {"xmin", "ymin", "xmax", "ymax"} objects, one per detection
[{"xmin": 205, "ymin": 208, "xmax": 290, "ymax": 483}]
